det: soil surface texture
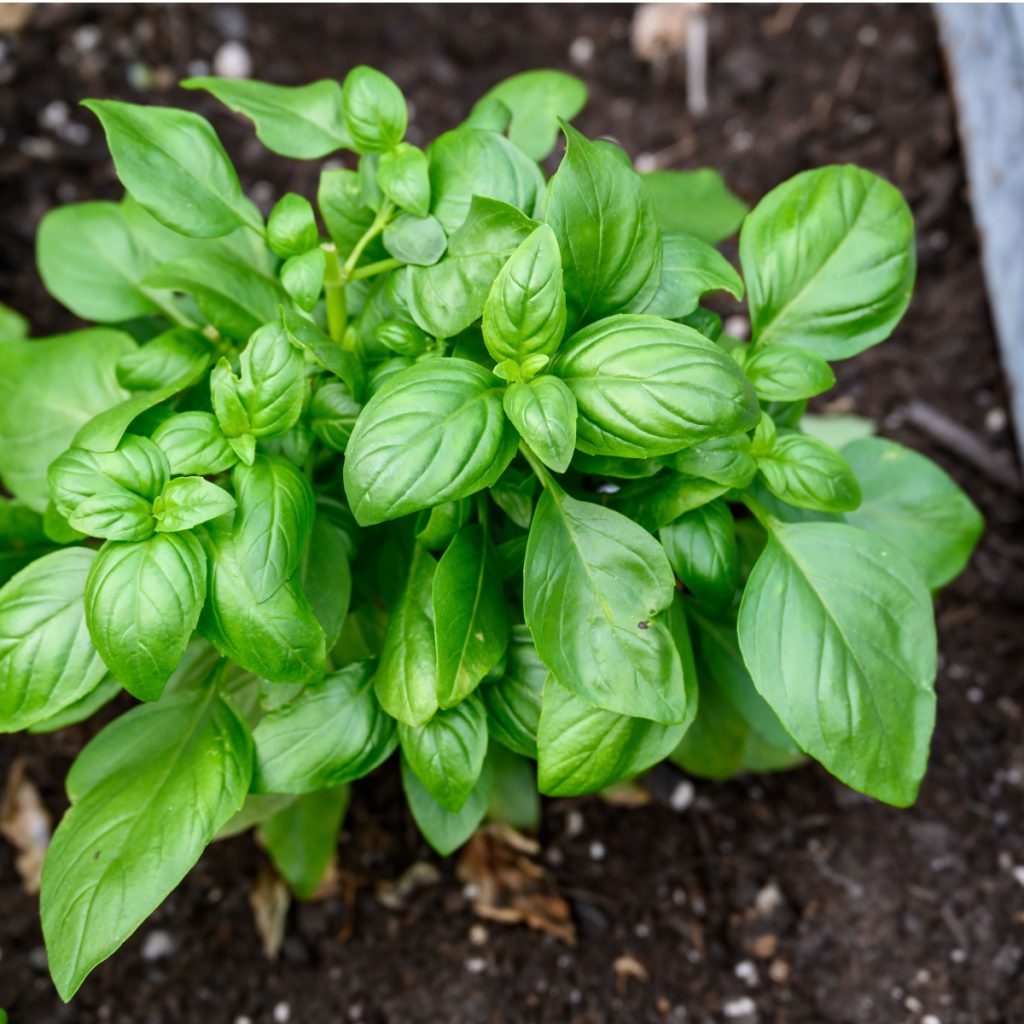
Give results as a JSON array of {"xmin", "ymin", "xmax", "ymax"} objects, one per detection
[{"xmin": 1, "ymin": 5, "xmax": 1023, "ymax": 1023}]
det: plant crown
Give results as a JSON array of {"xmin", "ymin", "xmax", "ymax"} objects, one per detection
[{"xmin": 0, "ymin": 66, "xmax": 983, "ymax": 999}]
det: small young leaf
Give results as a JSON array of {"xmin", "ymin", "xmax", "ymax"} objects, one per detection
[
  {"xmin": 399, "ymin": 694, "xmax": 489, "ymax": 811},
  {"xmin": 267, "ymin": 193, "xmax": 319, "ymax": 258},
  {"xmin": 85, "ymin": 532, "xmax": 207, "ymax": 701},
  {"xmin": 659, "ymin": 499, "xmax": 738, "ymax": 610},
  {"xmin": 482, "ymin": 224, "xmax": 567, "ymax": 365},
  {"xmin": 182, "ymin": 77, "xmax": 350, "ymax": 158},
  {"xmin": 253, "ymin": 661, "xmax": 396, "ymax": 793},
  {"xmin": 0, "ymin": 548, "xmax": 107, "ymax": 732},
  {"xmin": 433, "ymin": 524, "xmax": 509, "ymax": 708},
  {"xmin": 642, "ymin": 233, "xmax": 744, "ymax": 320},
  {"xmin": 341, "ymin": 66, "xmax": 407, "ymax": 153},
  {"xmin": 281, "ymin": 248, "xmax": 326, "ymax": 311},
  {"xmin": 382, "ymin": 213, "xmax": 447, "ymax": 267},
  {"xmin": 82, "ymin": 99, "xmax": 261, "ymax": 237},
  {"xmin": 757, "ymin": 434, "xmax": 861, "ymax": 513},
  {"xmin": 41, "ymin": 689, "xmax": 252, "ymax": 1000},
  {"xmin": 152, "ymin": 476, "xmax": 236, "ymax": 532},
  {"xmin": 153, "ymin": 412, "xmax": 237, "ymax": 476},
  {"xmin": 663, "ymin": 434, "xmax": 757, "ymax": 489},
  {"xmin": 343, "ymin": 358, "xmax": 517, "ymax": 526},
  {"xmin": 742, "ymin": 344, "xmax": 836, "ymax": 402},
  {"xmin": 309, "ymin": 380, "xmax": 361, "ymax": 453},
  {"xmin": 503, "ymin": 376, "xmax": 577, "ymax": 473},
  {"xmin": 480, "ymin": 625, "xmax": 545, "ymax": 759},
  {"xmin": 377, "ymin": 142, "xmax": 430, "ymax": 217}
]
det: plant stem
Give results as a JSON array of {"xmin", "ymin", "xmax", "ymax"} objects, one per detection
[
  {"xmin": 349, "ymin": 257, "xmax": 401, "ymax": 282},
  {"xmin": 322, "ymin": 243, "xmax": 348, "ymax": 343},
  {"xmin": 519, "ymin": 442, "xmax": 557, "ymax": 491},
  {"xmin": 342, "ymin": 202, "xmax": 394, "ymax": 277}
]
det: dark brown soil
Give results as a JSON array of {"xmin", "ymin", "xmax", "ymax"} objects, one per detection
[{"xmin": 2, "ymin": 5, "xmax": 1023, "ymax": 1023}]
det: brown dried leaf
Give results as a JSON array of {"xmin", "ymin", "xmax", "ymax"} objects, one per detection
[
  {"xmin": 375, "ymin": 860, "xmax": 442, "ymax": 911},
  {"xmin": 457, "ymin": 824, "xmax": 576, "ymax": 946},
  {"xmin": 598, "ymin": 780, "xmax": 652, "ymax": 807},
  {"xmin": 250, "ymin": 862, "xmax": 290, "ymax": 959},
  {"xmin": 614, "ymin": 953, "xmax": 649, "ymax": 993},
  {"xmin": 0, "ymin": 757, "xmax": 51, "ymax": 894}
]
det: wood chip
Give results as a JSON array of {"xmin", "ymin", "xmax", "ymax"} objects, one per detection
[
  {"xmin": 0, "ymin": 757, "xmax": 51, "ymax": 894},
  {"xmin": 250, "ymin": 862, "xmax": 290, "ymax": 959},
  {"xmin": 375, "ymin": 860, "xmax": 442, "ymax": 911},
  {"xmin": 614, "ymin": 953, "xmax": 650, "ymax": 993}
]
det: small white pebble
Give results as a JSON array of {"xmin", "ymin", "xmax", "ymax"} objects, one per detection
[
  {"xmin": 566, "ymin": 809, "xmax": 585, "ymax": 837},
  {"xmin": 469, "ymin": 924, "xmax": 488, "ymax": 946},
  {"xmin": 915, "ymin": 967, "xmax": 932, "ymax": 985},
  {"xmin": 723, "ymin": 315, "xmax": 750, "ymax": 341},
  {"xmin": 634, "ymin": 922, "xmax": 651, "ymax": 939},
  {"xmin": 904, "ymin": 995, "xmax": 924, "ymax": 1014},
  {"xmin": 851, "ymin": 113, "xmax": 874, "ymax": 134},
  {"xmin": 735, "ymin": 959, "xmax": 759, "ymax": 986},
  {"xmin": 589, "ymin": 840, "xmax": 606, "ymax": 861},
  {"xmin": 922, "ymin": 1015, "xmax": 942, "ymax": 1024},
  {"xmin": 967, "ymin": 687, "xmax": 984, "ymax": 704},
  {"xmin": 950, "ymin": 948, "xmax": 967, "ymax": 963},
  {"xmin": 730, "ymin": 130, "xmax": 754, "ymax": 153},
  {"xmin": 985, "ymin": 407, "xmax": 1008, "ymax": 433},
  {"xmin": 273, "ymin": 1002, "xmax": 291, "ymax": 1024},
  {"xmin": 857, "ymin": 24, "xmax": 879, "ymax": 46},
  {"xmin": 72, "ymin": 24, "xmax": 101, "ymax": 52},
  {"xmin": 141, "ymin": 929, "xmax": 175, "ymax": 961},
  {"xmin": 186, "ymin": 59, "xmax": 211, "ymax": 78},
  {"xmin": 234, "ymin": 1017, "xmax": 253, "ymax": 1024},
  {"xmin": 634, "ymin": 152, "xmax": 659, "ymax": 173},
  {"xmin": 213, "ymin": 40, "xmax": 252, "ymax": 80},
  {"xmin": 670, "ymin": 779, "xmax": 695, "ymax": 813},
  {"xmin": 39, "ymin": 100, "xmax": 69, "ymax": 131},
  {"xmin": 755, "ymin": 882, "xmax": 783, "ymax": 915},
  {"xmin": 1012, "ymin": 865, "xmax": 1024, "ymax": 888},
  {"xmin": 723, "ymin": 995, "xmax": 757, "ymax": 1019},
  {"xmin": 569, "ymin": 36, "xmax": 595, "ymax": 65},
  {"xmin": 465, "ymin": 956, "xmax": 487, "ymax": 974},
  {"xmin": 348, "ymin": 1004, "xmax": 364, "ymax": 1021}
]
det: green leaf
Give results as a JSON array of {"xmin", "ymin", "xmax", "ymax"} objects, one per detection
[
  {"xmin": 0, "ymin": 301, "xmax": 28, "ymax": 341},
  {"xmin": 231, "ymin": 455, "xmax": 315, "ymax": 601},
  {"xmin": 401, "ymin": 747, "xmax": 496, "ymax": 856},
  {"xmin": 341, "ymin": 66, "xmax": 407, "ymax": 153},
  {"xmin": 545, "ymin": 124, "xmax": 662, "ymax": 325},
  {"xmin": 377, "ymin": 142, "xmax": 430, "ymax": 217},
  {"xmin": 41, "ymin": 688, "xmax": 252, "ymax": 1000},
  {"xmin": 641, "ymin": 169, "xmax": 748, "ymax": 244},
  {"xmin": 344, "ymin": 358, "xmax": 517, "ymax": 526},
  {"xmin": 741, "ymin": 165, "xmax": 915, "ymax": 359},
  {"xmin": 537, "ymin": 674, "xmax": 688, "ymax": 796},
  {"xmin": 281, "ymin": 251, "xmax": 325, "ymax": 312},
  {"xmin": 480, "ymin": 624, "xmax": 545, "ymax": 758},
  {"xmin": 309, "ymin": 380, "xmax": 361, "ymax": 453},
  {"xmin": 253, "ymin": 661, "xmax": 396, "ymax": 793},
  {"xmin": 143, "ymin": 255, "xmax": 286, "ymax": 341},
  {"xmin": 318, "ymin": 168, "xmax": 384, "ymax": 260},
  {"xmin": 738, "ymin": 519, "xmax": 936, "ymax": 805},
  {"xmin": 486, "ymin": 745, "xmax": 540, "ymax": 832},
  {"xmin": 199, "ymin": 525, "xmax": 326, "ymax": 684},
  {"xmin": 259, "ymin": 786, "xmax": 350, "ymax": 899},
  {"xmin": 399, "ymin": 694, "xmax": 489, "ymax": 811},
  {"xmin": 152, "ymin": 476, "xmax": 236, "ymax": 532},
  {"xmin": 182, "ymin": 77, "xmax": 349, "ymax": 159},
  {"xmin": 473, "ymin": 69, "xmax": 587, "ymax": 160},
  {"xmin": 524, "ymin": 484, "xmax": 686, "ymax": 724},
  {"xmin": 0, "ymin": 329, "xmax": 135, "ymax": 512},
  {"xmin": 0, "ymin": 548, "xmax": 107, "ymax": 732},
  {"xmin": 555, "ymin": 315, "xmax": 759, "ymax": 458},
  {"xmin": 433, "ymin": 524, "xmax": 509, "ymax": 708},
  {"xmin": 373, "ymin": 544, "xmax": 439, "ymax": 727},
  {"xmin": 800, "ymin": 412, "xmax": 875, "ymax": 449},
  {"xmin": 757, "ymin": 434, "xmax": 861, "ymax": 513},
  {"xmin": 663, "ymin": 434, "xmax": 756, "ymax": 488},
  {"xmin": 267, "ymin": 193, "xmax": 319, "ymax": 258},
  {"xmin": 503, "ymin": 376, "xmax": 577, "ymax": 473},
  {"xmin": 281, "ymin": 307, "xmax": 365, "ymax": 399},
  {"xmin": 82, "ymin": 99, "xmax": 261, "ymax": 237},
  {"xmin": 151, "ymin": 411, "xmax": 238, "ymax": 476},
  {"xmin": 85, "ymin": 532, "xmax": 206, "ymax": 701},
  {"xmin": 37, "ymin": 201, "xmax": 157, "ymax": 321},
  {"xmin": 75, "ymin": 329, "xmax": 211, "ymax": 453},
  {"xmin": 27, "ymin": 674, "xmax": 121, "ymax": 735},
  {"xmin": 642, "ymin": 233, "xmax": 744, "ymax": 320},
  {"xmin": 482, "ymin": 224, "xmax": 566, "ymax": 364},
  {"xmin": 741, "ymin": 344, "xmax": 835, "ymax": 402},
  {"xmin": 613, "ymin": 471, "xmax": 728, "ymax": 534},
  {"xmin": 382, "ymin": 213, "xmax": 447, "ymax": 267},
  {"xmin": 660, "ymin": 500, "xmax": 738, "ymax": 610},
  {"xmin": 428, "ymin": 127, "xmax": 545, "ymax": 233},
  {"xmin": 842, "ymin": 437, "xmax": 984, "ymax": 589},
  {"xmin": 407, "ymin": 196, "xmax": 538, "ymax": 339},
  {"xmin": 416, "ymin": 500, "xmax": 471, "ymax": 550},
  {"xmin": 301, "ymin": 507, "xmax": 353, "ymax": 649}
]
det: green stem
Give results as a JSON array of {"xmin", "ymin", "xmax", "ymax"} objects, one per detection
[
  {"xmin": 740, "ymin": 490, "xmax": 775, "ymax": 531},
  {"xmin": 519, "ymin": 442, "xmax": 557, "ymax": 492},
  {"xmin": 349, "ymin": 257, "xmax": 401, "ymax": 282},
  {"xmin": 140, "ymin": 288, "xmax": 197, "ymax": 329},
  {"xmin": 322, "ymin": 243, "xmax": 348, "ymax": 343},
  {"xmin": 342, "ymin": 202, "xmax": 394, "ymax": 277}
]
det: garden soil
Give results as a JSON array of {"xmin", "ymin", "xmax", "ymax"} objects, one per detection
[{"xmin": 1, "ymin": 5, "xmax": 1022, "ymax": 1023}]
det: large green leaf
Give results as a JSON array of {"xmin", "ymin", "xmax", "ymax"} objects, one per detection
[
  {"xmin": 433, "ymin": 524, "xmax": 509, "ymax": 707},
  {"xmin": 373, "ymin": 544, "xmax": 439, "ymax": 726},
  {"xmin": 545, "ymin": 125, "xmax": 662, "ymax": 325},
  {"xmin": 524, "ymin": 484, "xmax": 686, "ymax": 724},
  {"xmin": 41, "ymin": 688, "xmax": 252, "ymax": 1000},
  {"xmin": 556, "ymin": 315, "xmax": 759, "ymax": 458},
  {"xmin": 301, "ymin": 508, "xmax": 353, "ymax": 650},
  {"xmin": 0, "ymin": 330, "xmax": 135, "ymax": 512},
  {"xmin": 399, "ymin": 694, "xmax": 489, "ymax": 811},
  {"xmin": 0, "ymin": 548, "xmax": 106, "ymax": 732},
  {"xmin": 182, "ymin": 77, "xmax": 350, "ymax": 158},
  {"xmin": 83, "ymin": 100, "xmax": 262, "ymax": 237},
  {"xmin": 641, "ymin": 169, "xmax": 748, "ymax": 244},
  {"xmin": 738, "ymin": 519, "xmax": 936, "ymax": 805},
  {"xmin": 407, "ymin": 196, "xmax": 538, "ymax": 339},
  {"xmin": 741, "ymin": 165, "xmax": 915, "ymax": 359},
  {"xmin": 480, "ymin": 625, "xmax": 545, "ymax": 758},
  {"xmin": 253, "ymin": 661, "xmax": 397, "ymax": 793},
  {"xmin": 429, "ymin": 127, "xmax": 545, "ymax": 233},
  {"xmin": 36, "ymin": 201, "xmax": 157, "ymax": 321},
  {"xmin": 842, "ymin": 437, "xmax": 983, "ymax": 589},
  {"xmin": 85, "ymin": 532, "xmax": 206, "ymax": 702},
  {"xmin": 344, "ymin": 358, "xmax": 517, "ymax": 526}
]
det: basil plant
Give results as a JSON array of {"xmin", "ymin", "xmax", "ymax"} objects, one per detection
[{"xmin": 0, "ymin": 66, "xmax": 982, "ymax": 1000}]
